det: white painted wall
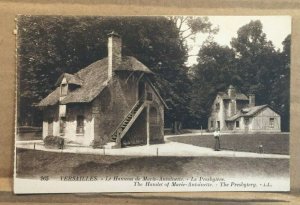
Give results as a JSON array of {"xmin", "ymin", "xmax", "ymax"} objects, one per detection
[
  {"xmin": 208, "ymin": 95, "xmax": 226, "ymax": 131},
  {"xmin": 43, "ymin": 104, "xmax": 95, "ymax": 146}
]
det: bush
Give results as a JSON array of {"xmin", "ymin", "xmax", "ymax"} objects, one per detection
[
  {"xmin": 91, "ymin": 140, "xmax": 103, "ymax": 149},
  {"xmin": 44, "ymin": 135, "xmax": 65, "ymax": 149}
]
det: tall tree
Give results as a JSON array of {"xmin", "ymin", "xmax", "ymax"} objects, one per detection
[
  {"xmin": 230, "ymin": 20, "xmax": 279, "ymax": 104},
  {"xmin": 169, "ymin": 16, "xmax": 218, "ymax": 41},
  {"xmin": 189, "ymin": 42, "xmax": 237, "ymax": 127},
  {"xmin": 269, "ymin": 35, "xmax": 290, "ymax": 131},
  {"xmin": 17, "ymin": 16, "xmax": 189, "ymax": 127},
  {"xmin": 231, "ymin": 20, "xmax": 290, "ymax": 131},
  {"xmin": 165, "ymin": 16, "xmax": 217, "ymax": 132}
]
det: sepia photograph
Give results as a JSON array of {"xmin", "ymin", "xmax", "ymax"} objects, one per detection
[{"xmin": 14, "ymin": 15, "xmax": 291, "ymax": 193}]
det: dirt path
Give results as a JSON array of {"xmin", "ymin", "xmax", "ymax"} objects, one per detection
[{"xmin": 16, "ymin": 139, "xmax": 289, "ymax": 159}]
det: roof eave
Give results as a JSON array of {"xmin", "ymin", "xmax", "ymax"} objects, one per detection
[{"xmin": 145, "ymin": 77, "xmax": 169, "ymax": 109}]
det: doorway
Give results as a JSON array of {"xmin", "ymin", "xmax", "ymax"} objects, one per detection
[
  {"xmin": 48, "ymin": 118, "xmax": 53, "ymax": 136},
  {"xmin": 244, "ymin": 118, "xmax": 249, "ymax": 132}
]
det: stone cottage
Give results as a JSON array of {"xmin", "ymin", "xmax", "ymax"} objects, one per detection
[
  {"xmin": 208, "ymin": 85, "xmax": 281, "ymax": 133},
  {"xmin": 38, "ymin": 32, "xmax": 167, "ymax": 148}
]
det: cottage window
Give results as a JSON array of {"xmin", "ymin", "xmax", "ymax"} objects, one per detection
[
  {"xmin": 269, "ymin": 118, "xmax": 275, "ymax": 128},
  {"xmin": 59, "ymin": 117, "xmax": 66, "ymax": 135},
  {"xmin": 211, "ymin": 121, "xmax": 214, "ymax": 128},
  {"xmin": 235, "ymin": 120, "xmax": 240, "ymax": 128},
  {"xmin": 61, "ymin": 83, "xmax": 68, "ymax": 96},
  {"xmin": 146, "ymin": 92, "xmax": 153, "ymax": 101},
  {"xmin": 217, "ymin": 121, "xmax": 220, "ymax": 129},
  {"xmin": 76, "ymin": 115, "xmax": 84, "ymax": 134}
]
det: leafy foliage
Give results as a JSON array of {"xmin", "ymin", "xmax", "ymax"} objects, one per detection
[
  {"xmin": 43, "ymin": 135, "xmax": 64, "ymax": 149},
  {"xmin": 17, "ymin": 17, "xmax": 290, "ymax": 131},
  {"xmin": 190, "ymin": 20, "xmax": 290, "ymax": 131},
  {"xmin": 17, "ymin": 16, "xmax": 190, "ymax": 127}
]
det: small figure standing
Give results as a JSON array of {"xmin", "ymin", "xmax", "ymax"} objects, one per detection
[
  {"xmin": 214, "ymin": 128, "xmax": 221, "ymax": 151},
  {"xmin": 58, "ymin": 138, "xmax": 64, "ymax": 150},
  {"xmin": 258, "ymin": 144, "xmax": 264, "ymax": 154}
]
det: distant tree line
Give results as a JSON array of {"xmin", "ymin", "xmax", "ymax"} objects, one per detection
[{"xmin": 17, "ymin": 16, "xmax": 290, "ymax": 132}]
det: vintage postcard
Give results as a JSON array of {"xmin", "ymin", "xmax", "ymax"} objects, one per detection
[{"xmin": 14, "ymin": 15, "xmax": 291, "ymax": 193}]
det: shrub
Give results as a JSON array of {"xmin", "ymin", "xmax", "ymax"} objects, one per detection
[
  {"xmin": 91, "ymin": 140, "xmax": 103, "ymax": 149},
  {"xmin": 44, "ymin": 135, "xmax": 65, "ymax": 149}
]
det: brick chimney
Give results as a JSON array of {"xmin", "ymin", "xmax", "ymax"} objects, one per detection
[
  {"xmin": 107, "ymin": 31, "xmax": 122, "ymax": 79},
  {"xmin": 249, "ymin": 94, "xmax": 255, "ymax": 107},
  {"xmin": 228, "ymin": 85, "xmax": 237, "ymax": 116}
]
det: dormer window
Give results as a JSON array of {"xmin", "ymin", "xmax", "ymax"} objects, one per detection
[
  {"xmin": 61, "ymin": 83, "xmax": 68, "ymax": 96},
  {"xmin": 146, "ymin": 92, "xmax": 153, "ymax": 101},
  {"xmin": 59, "ymin": 77, "xmax": 69, "ymax": 97},
  {"xmin": 55, "ymin": 74, "xmax": 82, "ymax": 97}
]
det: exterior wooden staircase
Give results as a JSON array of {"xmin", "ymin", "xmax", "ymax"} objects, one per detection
[{"xmin": 104, "ymin": 96, "xmax": 145, "ymax": 148}]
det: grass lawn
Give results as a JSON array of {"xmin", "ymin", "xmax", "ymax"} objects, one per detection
[
  {"xmin": 16, "ymin": 148, "xmax": 289, "ymax": 179},
  {"xmin": 168, "ymin": 133, "xmax": 289, "ymax": 155}
]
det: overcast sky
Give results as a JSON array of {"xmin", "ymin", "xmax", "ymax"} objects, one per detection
[{"xmin": 186, "ymin": 16, "xmax": 291, "ymax": 66}]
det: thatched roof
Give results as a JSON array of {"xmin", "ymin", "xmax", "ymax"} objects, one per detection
[
  {"xmin": 38, "ymin": 87, "xmax": 61, "ymax": 107},
  {"xmin": 217, "ymin": 91, "xmax": 248, "ymax": 101},
  {"xmin": 116, "ymin": 56, "xmax": 153, "ymax": 74},
  {"xmin": 55, "ymin": 73, "xmax": 83, "ymax": 86},
  {"xmin": 226, "ymin": 105, "xmax": 269, "ymax": 121},
  {"xmin": 217, "ymin": 92, "xmax": 230, "ymax": 99},
  {"xmin": 38, "ymin": 56, "xmax": 153, "ymax": 107},
  {"xmin": 236, "ymin": 93, "xmax": 249, "ymax": 100}
]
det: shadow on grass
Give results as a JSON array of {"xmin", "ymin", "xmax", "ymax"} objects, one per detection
[
  {"xmin": 73, "ymin": 157, "xmax": 194, "ymax": 176},
  {"xmin": 16, "ymin": 148, "xmax": 289, "ymax": 179}
]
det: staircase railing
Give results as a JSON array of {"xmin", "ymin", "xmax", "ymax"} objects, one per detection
[{"xmin": 109, "ymin": 95, "xmax": 145, "ymax": 142}]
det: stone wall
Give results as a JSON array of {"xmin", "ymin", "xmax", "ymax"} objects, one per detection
[
  {"xmin": 42, "ymin": 72, "xmax": 165, "ymax": 148},
  {"xmin": 92, "ymin": 72, "xmax": 144, "ymax": 147},
  {"xmin": 92, "ymin": 73, "xmax": 165, "ymax": 147}
]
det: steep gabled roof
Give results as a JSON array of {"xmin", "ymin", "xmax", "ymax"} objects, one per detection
[
  {"xmin": 241, "ymin": 105, "xmax": 269, "ymax": 116},
  {"xmin": 61, "ymin": 59, "xmax": 110, "ymax": 104},
  {"xmin": 235, "ymin": 93, "xmax": 249, "ymax": 100},
  {"xmin": 55, "ymin": 73, "xmax": 83, "ymax": 86},
  {"xmin": 145, "ymin": 78, "xmax": 169, "ymax": 109},
  {"xmin": 217, "ymin": 91, "xmax": 248, "ymax": 100},
  {"xmin": 116, "ymin": 56, "xmax": 153, "ymax": 74},
  {"xmin": 38, "ymin": 56, "xmax": 153, "ymax": 107},
  {"xmin": 217, "ymin": 92, "xmax": 230, "ymax": 99},
  {"xmin": 38, "ymin": 87, "xmax": 61, "ymax": 107},
  {"xmin": 226, "ymin": 105, "xmax": 269, "ymax": 121}
]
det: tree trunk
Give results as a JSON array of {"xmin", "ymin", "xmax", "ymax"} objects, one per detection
[{"xmin": 172, "ymin": 121, "xmax": 182, "ymax": 134}]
